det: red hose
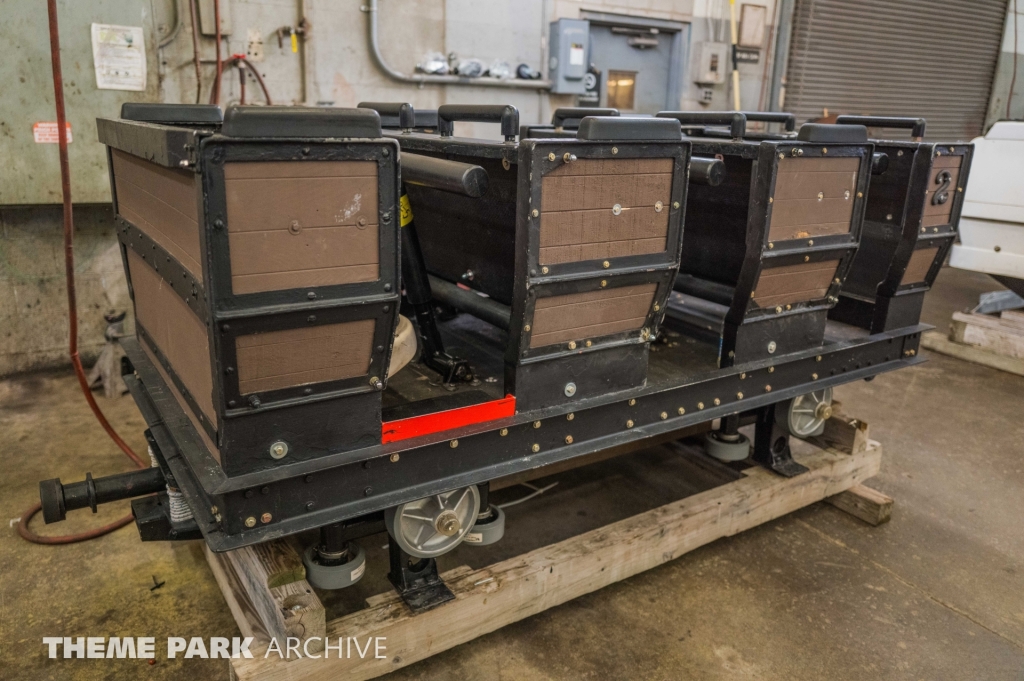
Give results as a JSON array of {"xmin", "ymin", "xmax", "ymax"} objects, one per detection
[{"xmin": 18, "ymin": 0, "xmax": 146, "ymax": 545}]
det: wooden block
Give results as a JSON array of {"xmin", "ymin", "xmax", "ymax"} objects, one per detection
[
  {"xmin": 804, "ymin": 412, "xmax": 870, "ymax": 457},
  {"xmin": 230, "ymin": 440, "xmax": 881, "ymax": 681},
  {"xmin": 826, "ymin": 482, "xmax": 893, "ymax": 526},
  {"xmin": 950, "ymin": 311, "xmax": 1024, "ymax": 360},
  {"xmin": 215, "ymin": 541, "xmax": 326, "ymax": 653},
  {"xmin": 922, "ymin": 330, "xmax": 1024, "ymax": 377},
  {"xmin": 203, "ymin": 545, "xmax": 271, "ymax": 646}
]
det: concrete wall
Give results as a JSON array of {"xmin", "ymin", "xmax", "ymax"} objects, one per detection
[
  {"xmin": 0, "ymin": 0, "xmax": 781, "ymax": 376},
  {"xmin": 0, "ymin": 205, "xmax": 132, "ymax": 376}
]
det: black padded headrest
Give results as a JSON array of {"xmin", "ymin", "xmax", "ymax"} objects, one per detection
[
  {"xmin": 120, "ymin": 103, "xmax": 223, "ymax": 125},
  {"xmin": 576, "ymin": 116, "xmax": 682, "ymax": 141},
  {"xmin": 797, "ymin": 123, "xmax": 868, "ymax": 143},
  {"xmin": 221, "ymin": 106, "xmax": 382, "ymax": 138}
]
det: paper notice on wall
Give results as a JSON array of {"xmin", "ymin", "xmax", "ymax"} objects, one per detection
[
  {"xmin": 91, "ymin": 23, "xmax": 147, "ymax": 91},
  {"xmin": 569, "ymin": 43, "xmax": 585, "ymax": 66},
  {"xmin": 33, "ymin": 122, "xmax": 72, "ymax": 143}
]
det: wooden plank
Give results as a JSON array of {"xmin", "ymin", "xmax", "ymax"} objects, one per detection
[
  {"xmin": 230, "ymin": 423, "xmax": 882, "ymax": 681},
  {"xmin": 921, "ymin": 330, "xmax": 1024, "ymax": 377},
  {"xmin": 203, "ymin": 545, "xmax": 271, "ymax": 646},
  {"xmin": 826, "ymin": 483, "xmax": 893, "ymax": 526},
  {"xmin": 221, "ymin": 544, "xmax": 326, "ymax": 652},
  {"xmin": 1000, "ymin": 309, "xmax": 1024, "ymax": 329},
  {"xmin": 950, "ymin": 312, "xmax": 1024, "ymax": 360}
]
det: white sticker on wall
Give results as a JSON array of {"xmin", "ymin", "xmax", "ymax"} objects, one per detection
[
  {"xmin": 91, "ymin": 23, "xmax": 147, "ymax": 91},
  {"xmin": 569, "ymin": 43, "xmax": 585, "ymax": 66}
]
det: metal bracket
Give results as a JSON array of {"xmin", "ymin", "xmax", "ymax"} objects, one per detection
[
  {"xmin": 753, "ymin": 405, "xmax": 809, "ymax": 477},
  {"xmin": 386, "ymin": 535, "xmax": 455, "ymax": 613}
]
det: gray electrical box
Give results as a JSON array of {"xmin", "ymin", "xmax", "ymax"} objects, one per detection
[
  {"xmin": 549, "ymin": 19, "xmax": 590, "ymax": 94},
  {"xmin": 692, "ymin": 42, "xmax": 730, "ymax": 85}
]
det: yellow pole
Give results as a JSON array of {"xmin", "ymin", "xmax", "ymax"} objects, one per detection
[{"xmin": 729, "ymin": 0, "xmax": 741, "ymax": 111}]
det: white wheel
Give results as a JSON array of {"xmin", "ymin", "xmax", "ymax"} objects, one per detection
[
  {"xmin": 776, "ymin": 388, "xmax": 833, "ymax": 439},
  {"xmin": 302, "ymin": 542, "xmax": 366, "ymax": 590},
  {"xmin": 385, "ymin": 486, "xmax": 480, "ymax": 558},
  {"xmin": 704, "ymin": 430, "xmax": 751, "ymax": 461},
  {"xmin": 463, "ymin": 505, "xmax": 505, "ymax": 546}
]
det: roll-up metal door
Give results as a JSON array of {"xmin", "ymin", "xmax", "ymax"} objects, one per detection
[{"xmin": 784, "ymin": 0, "xmax": 1008, "ymax": 140}]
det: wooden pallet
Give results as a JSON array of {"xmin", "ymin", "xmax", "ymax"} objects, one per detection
[
  {"xmin": 922, "ymin": 309, "xmax": 1024, "ymax": 376},
  {"xmin": 207, "ymin": 413, "xmax": 887, "ymax": 681}
]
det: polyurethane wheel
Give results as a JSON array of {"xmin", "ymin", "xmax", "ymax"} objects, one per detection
[
  {"xmin": 776, "ymin": 387, "xmax": 834, "ymax": 439},
  {"xmin": 302, "ymin": 542, "xmax": 366, "ymax": 590},
  {"xmin": 385, "ymin": 486, "xmax": 480, "ymax": 559},
  {"xmin": 463, "ymin": 505, "xmax": 505, "ymax": 546},
  {"xmin": 704, "ymin": 430, "xmax": 751, "ymax": 462}
]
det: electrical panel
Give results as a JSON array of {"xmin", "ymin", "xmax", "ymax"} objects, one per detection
[
  {"xmin": 198, "ymin": 0, "xmax": 233, "ymax": 36},
  {"xmin": 692, "ymin": 42, "xmax": 730, "ymax": 85},
  {"xmin": 549, "ymin": 19, "xmax": 590, "ymax": 94}
]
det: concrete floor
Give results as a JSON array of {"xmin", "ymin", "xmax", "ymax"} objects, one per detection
[{"xmin": 2, "ymin": 266, "xmax": 1023, "ymax": 680}]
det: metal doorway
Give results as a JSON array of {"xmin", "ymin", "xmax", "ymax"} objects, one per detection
[{"xmin": 581, "ymin": 11, "xmax": 688, "ymax": 114}]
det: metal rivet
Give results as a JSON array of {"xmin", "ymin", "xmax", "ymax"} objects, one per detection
[
  {"xmin": 524, "ymin": 324, "xmax": 531, "ymax": 332},
  {"xmin": 585, "ymin": 340, "xmax": 592, "ymax": 347},
  {"xmin": 768, "ymin": 242, "xmax": 774, "ymax": 249},
  {"xmin": 804, "ymin": 255, "xmax": 810, "ymax": 262},
  {"xmin": 808, "ymin": 239, "xmax": 814, "ymax": 246},
  {"xmin": 568, "ymin": 341, "xmax": 577, "ymax": 350},
  {"xmin": 786, "ymin": 304, "xmax": 792, "ymax": 310},
  {"xmin": 564, "ymin": 382, "xmax": 577, "ymax": 397},
  {"xmin": 653, "ymin": 303, "xmax": 660, "ymax": 312},
  {"xmin": 611, "ymin": 204, "xmax": 622, "ymax": 216},
  {"xmin": 532, "ymin": 209, "xmax": 539, "ymax": 217},
  {"xmin": 502, "ymin": 158, "xmax": 511, "ymax": 170},
  {"xmin": 629, "ymin": 399, "xmax": 636, "ymax": 406},
  {"xmin": 214, "ymin": 218, "xmax": 224, "ymax": 229},
  {"xmin": 541, "ymin": 266, "xmax": 549, "ymax": 274},
  {"xmin": 775, "ymin": 306, "xmax": 783, "ymax": 314},
  {"xmin": 261, "ymin": 513, "xmax": 272, "ymax": 524},
  {"xmin": 816, "ymin": 355, "xmax": 822, "ymax": 362},
  {"xmin": 897, "ymin": 149, "xmax": 904, "ymax": 156},
  {"xmin": 697, "ymin": 402, "xmax": 705, "ymax": 410},
  {"xmin": 269, "ymin": 441, "xmax": 289, "ymax": 459},
  {"xmin": 713, "ymin": 398, "xmax": 721, "ymax": 406},
  {"xmin": 740, "ymin": 372, "xmax": 746, "ymax": 379},
  {"xmin": 737, "ymin": 392, "xmax": 744, "ymax": 399},
  {"xmin": 245, "ymin": 517, "xmax": 256, "ymax": 528},
  {"xmin": 364, "ymin": 487, "xmax": 373, "ymax": 496},
  {"xmin": 660, "ymin": 412, "xmax": 668, "ymax": 420},
  {"xmin": 765, "ymin": 385, "xmax": 772, "ymax": 392},
  {"xmin": 307, "ymin": 291, "xmax": 316, "ymax": 300},
  {"xmin": 531, "ymin": 444, "xmax": 540, "ymax": 453},
  {"xmin": 673, "ymin": 201, "xmax": 680, "ymax": 209},
  {"xmin": 305, "ymin": 502, "xmax": 315, "ymax": 512},
  {"xmin": 844, "ymin": 190, "xmax": 851, "ymax": 200},
  {"xmin": 857, "ymin": 192, "xmax": 863, "ymax": 198},
  {"xmin": 600, "ymin": 280, "xmax": 607, "ymax": 287},
  {"xmin": 500, "ymin": 428, "xmax": 509, "ymax": 436},
  {"xmin": 567, "ymin": 413, "xmax": 575, "ymax": 421},
  {"xmin": 817, "ymin": 191, "xmax": 824, "ymax": 201},
  {"xmin": 390, "ymin": 453, "xmax": 400, "ymax": 462},
  {"xmin": 626, "ymin": 419, "xmax": 634, "ymax": 428},
  {"xmin": 307, "ymin": 315, "xmax": 317, "ymax": 323},
  {"xmin": 834, "ymin": 278, "xmax": 841, "ymax": 284},
  {"xmin": 565, "ymin": 435, "xmax": 574, "ymax": 444},
  {"xmin": 602, "ymin": 261, "xmax": 611, "ymax": 269},
  {"xmin": 655, "ymin": 201, "xmax": 664, "ymax": 213},
  {"xmin": 210, "ymin": 506, "xmax": 219, "ymax": 515},
  {"xmin": 678, "ymin": 407, "xmax": 686, "ymax": 415},
  {"xmin": 822, "ymin": 148, "xmax": 828, "ymax": 154},
  {"xmin": 564, "ymin": 153, "xmax": 576, "ymax": 163},
  {"xmin": 533, "ymin": 420, "xmax": 542, "ymax": 429},
  {"xmin": 779, "ymin": 153, "xmax": 785, "ymax": 159},
  {"xmin": 768, "ymin": 342, "xmax": 777, "ymax": 354},
  {"xmin": 450, "ymin": 440, "xmax": 459, "ymax": 448},
  {"xmin": 811, "ymin": 373, "xmax": 818, "ymax": 380},
  {"xmin": 611, "ymin": 147, "xmax": 618, "ymax": 154},
  {"xmin": 548, "ymin": 152, "xmax": 556, "ymax": 161},
  {"xmin": 957, "ymin": 187, "xmax": 963, "ymax": 192}
]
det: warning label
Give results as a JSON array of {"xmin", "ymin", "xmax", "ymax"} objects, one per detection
[{"xmin": 33, "ymin": 122, "xmax": 73, "ymax": 144}]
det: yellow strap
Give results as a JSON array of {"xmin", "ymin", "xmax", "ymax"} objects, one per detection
[
  {"xmin": 400, "ymin": 194, "xmax": 414, "ymax": 227},
  {"xmin": 291, "ymin": 32, "xmax": 298, "ymax": 53}
]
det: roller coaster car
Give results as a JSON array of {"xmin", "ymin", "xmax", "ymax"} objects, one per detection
[
  {"xmin": 656, "ymin": 111, "xmax": 874, "ymax": 366},
  {"xmin": 827, "ymin": 116, "xmax": 973, "ymax": 333},
  {"xmin": 370, "ymin": 103, "xmax": 692, "ymax": 411}
]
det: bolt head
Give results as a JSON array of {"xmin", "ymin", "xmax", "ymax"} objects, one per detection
[
  {"xmin": 673, "ymin": 201, "xmax": 681, "ymax": 209},
  {"xmin": 390, "ymin": 453, "xmax": 400, "ymax": 463},
  {"xmin": 435, "ymin": 510, "xmax": 461, "ymax": 536},
  {"xmin": 629, "ymin": 399, "xmax": 637, "ymax": 406},
  {"xmin": 568, "ymin": 341, "xmax": 577, "ymax": 350},
  {"xmin": 532, "ymin": 209, "xmax": 539, "ymax": 217},
  {"xmin": 531, "ymin": 444, "xmax": 540, "ymax": 453},
  {"xmin": 269, "ymin": 441, "xmax": 289, "ymax": 459},
  {"xmin": 533, "ymin": 420, "xmax": 542, "ymax": 429},
  {"xmin": 564, "ymin": 382, "xmax": 577, "ymax": 397},
  {"xmin": 697, "ymin": 402, "xmax": 704, "ymax": 410},
  {"xmin": 660, "ymin": 412, "xmax": 668, "ymax": 420},
  {"xmin": 737, "ymin": 392, "xmax": 744, "ymax": 399},
  {"xmin": 768, "ymin": 341, "xmax": 777, "ymax": 354},
  {"xmin": 566, "ymin": 413, "xmax": 575, "ymax": 421},
  {"xmin": 548, "ymin": 152, "xmax": 556, "ymax": 161},
  {"xmin": 811, "ymin": 373, "xmax": 819, "ymax": 380},
  {"xmin": 625, "ymin": 420, "xmax": 634, "ymax": 428},
  {"xmin": 655, "ymin": 201, "xmax": 664, "ymax": 213},
  {"xmin": 713, "ymin": 398, "xmax": 721, "ymax": 406},
  {"xmin": 450, "ymin": 439, "xmax": 459, "ymax": 449},
  {"xmin": 260, "ymin": 513, "xmax": 272, "ymax": 524},
  {"xmin": 565, "ymin": 435, "xmax": 574, "ymax": 444},
  {"xmin": 500, "ymin": 428, "xmax": 509, "ymax": 436},
  {"xmin": 678, "ymin": 407, "xmax": 686, "ymax": 415},
  {"xmin": 245, "ymin": 517, "xmax": 256, "ymax": 528}
]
